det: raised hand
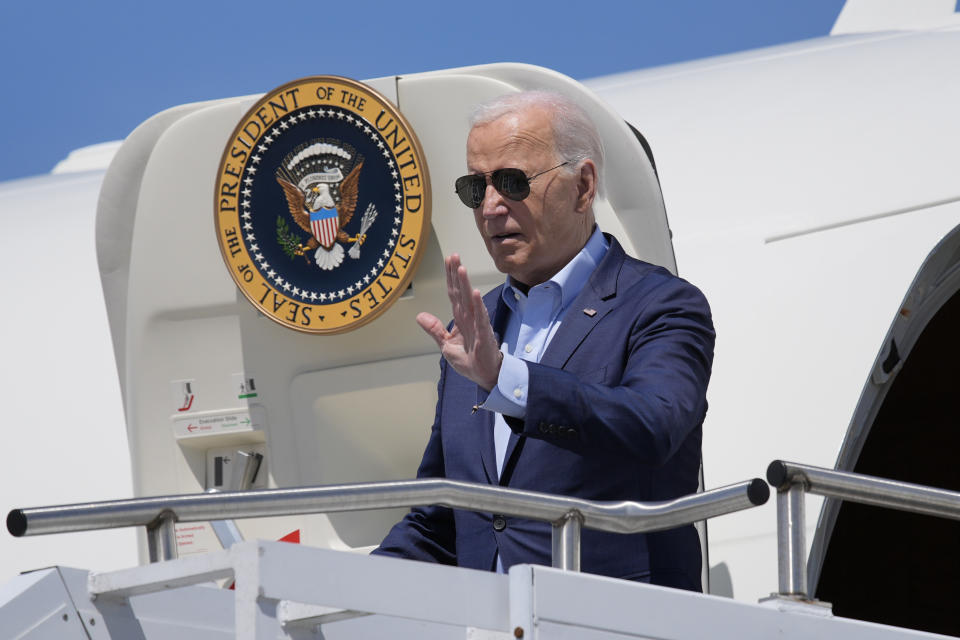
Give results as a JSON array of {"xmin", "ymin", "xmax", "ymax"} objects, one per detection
[{"xmin": 417, "ymin": 254, "xmax": 503, "ymax": 391}]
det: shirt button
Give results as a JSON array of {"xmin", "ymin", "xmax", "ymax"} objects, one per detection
[
  {"xmin": 513, "ymin": 292, "xmax": 520, "ymax": 301},
  {"xmin": 524, "ymin": 344, "xmax": 533, "ymax": 353},
  {"xmin": 493, "ymin": 516, "xmax": 507, "ymax": 532},
  {"xmin": 513, "ymin": 387, "xmax": 523, "ymax": 399}
]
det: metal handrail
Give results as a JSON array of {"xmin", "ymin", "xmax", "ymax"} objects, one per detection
[
  {"xmin": 8, "ymin": 477, "xmax": 770, "ymax": 569},
  {"xmin": 766, "ymin": 460, "xmax": 960, "ymax": 599}
]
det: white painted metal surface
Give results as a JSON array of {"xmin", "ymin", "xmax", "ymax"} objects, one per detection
[
  {"xmin": 0, "ymin": 171, "xmax": 138, "ymax": 578},
  {"xmin": 51, "ymin": 141, "xmax": 122, "ymax": 175},
  {"xmin": 2, "ymin": 542, "xmax": 953, "ymax": 638},
  {"xmin": 0, "ymin": 568, "xmax": 89, "ymax": 638},
  {"xmin": 832, "ymin": 0, "xmax": 960, "ymax": 34}
]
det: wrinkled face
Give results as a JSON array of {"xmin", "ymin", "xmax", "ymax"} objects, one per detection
[{"xmin": 466, "ymin": 106, "xmax": 594, "ymax": 288}]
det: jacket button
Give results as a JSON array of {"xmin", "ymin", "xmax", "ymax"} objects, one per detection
[
  {"xmin": 538, "ymin": 422, "xmax": 549, "ymax": 434},
  {"xmin": 493, "ymin": 516, "xmax": 507, "ymax": 532}
]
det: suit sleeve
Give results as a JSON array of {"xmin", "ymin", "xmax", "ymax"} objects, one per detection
[
  {"xmin": 371, "ymin": 358, "xmax": 457, "ymax": 565},
  {"xmin": 513, "ymin": 273, "xmax": 715, "ymax": 466}
]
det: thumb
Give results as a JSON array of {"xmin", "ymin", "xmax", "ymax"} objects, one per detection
[{"xmin": 416, "ymin": 312, "xmax": 448, "ymax": 348}]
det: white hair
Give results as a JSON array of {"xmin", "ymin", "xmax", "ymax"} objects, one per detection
[{"xmin": 469, "ymin": 90, "xmax": 605, "ymax": 198}]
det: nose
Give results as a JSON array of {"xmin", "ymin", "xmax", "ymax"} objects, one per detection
[{"xmin": 480, "ymin": 183, "xmax": 508, "ymax": 218}]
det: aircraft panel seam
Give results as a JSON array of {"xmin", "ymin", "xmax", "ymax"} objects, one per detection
[{"xmin": 764, "ymin": 194, "xmax": 960, "ymax": 244}]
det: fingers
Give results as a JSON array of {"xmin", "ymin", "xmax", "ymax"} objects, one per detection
[
  {"xmin": 471, "ymin": 287, "xmax": 500, "ymax": 370},
  {"xmin": 446, "ymin": 254, "xmax": 479, "ymax": 350},
  {"xmin": 428, "ymin": 255, "xmax": 502, "ymax": 389},
  {"xmin": 472, "ymin": 288, "xmax": 497, "ymax": 345},
  {"xmin": 416, "ymin": 312, "xmax": 449, "ymax": 348},
  {"xmin": 457, "ymin": 263, "xmax": 478, "ymax": 349},
  {"xmin": 445, "ymin": 254, "xmax": 466, "ymax": 335}
]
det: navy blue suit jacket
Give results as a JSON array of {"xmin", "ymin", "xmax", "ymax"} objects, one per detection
[{"xmin": 374, "ymin": 236, "xmax": 715, "ymax": 590}]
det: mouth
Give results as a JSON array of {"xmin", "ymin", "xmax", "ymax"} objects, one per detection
[{"xmin": 490, "ymin": 231, "xmax": 522, "ymax": 243}]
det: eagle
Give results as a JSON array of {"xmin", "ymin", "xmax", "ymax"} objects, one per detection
[{"xmin": 276, "ymin": 161, "xmax": 365, "ymax": 270}]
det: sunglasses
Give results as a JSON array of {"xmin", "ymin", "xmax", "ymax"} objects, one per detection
[{"xmin": 454, "ymin": 161, "xmax": 570, "ymax": 208}]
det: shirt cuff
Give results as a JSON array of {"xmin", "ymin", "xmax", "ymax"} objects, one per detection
[{"xmin": 480, "ymin": 353, "xmax": 528, "ymax": 418}]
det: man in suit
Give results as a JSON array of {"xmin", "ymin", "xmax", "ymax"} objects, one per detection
[{"xmin": 373, "ymin": 90, "xmax": 714, "ymax": 591}]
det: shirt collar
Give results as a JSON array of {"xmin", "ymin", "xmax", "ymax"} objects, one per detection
[{"xmin": 501, "ymin": 226, "xmax": 609, "ymax": 312}]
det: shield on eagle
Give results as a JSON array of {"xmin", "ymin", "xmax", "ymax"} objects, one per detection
[{"xmin": 310, "ymin": 207, "xmax": 340, "ymax": 249}]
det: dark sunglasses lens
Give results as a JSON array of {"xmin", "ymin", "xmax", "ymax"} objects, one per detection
[
  {"xmin": 455, "ymin": 175, "xmax": 486, "ymax": 208},
  {"xmin": 493, "ymin": 169, "xmax": 530, "ymax": 201},
  {"xmin": 454, "ymin": 169, "xmax": 532, "ymax": 207}
]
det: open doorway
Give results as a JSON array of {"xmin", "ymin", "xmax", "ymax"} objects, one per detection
[{"xmin": 815, "ymin": 288, "xmax": 960, "ymax": 635}]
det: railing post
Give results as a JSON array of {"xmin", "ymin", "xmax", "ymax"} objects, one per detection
[
  {"xmin": 147, "ymin": 510, "xmax": 179, "ymax": 563},
  {"xmin": 551, "ymin": 511, "xmax": 582, "ymax": 571},
  {"xmin": 777, "ymin": 483, "xmax": 807, "ymax": 597}
]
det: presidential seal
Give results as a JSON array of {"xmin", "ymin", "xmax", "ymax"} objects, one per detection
[{"xmin": 215, "ymin": 76, "xmax": 430, "ymax": 333}]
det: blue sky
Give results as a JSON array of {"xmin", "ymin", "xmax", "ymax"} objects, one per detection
[{"xmin": 0, "ymin": 1, "xmax": 847, "ymax": 182}]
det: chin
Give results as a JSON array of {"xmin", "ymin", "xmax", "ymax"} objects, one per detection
[{"xmin": 490, "ymin": 252, "xmax": 520, "ymax": 276}]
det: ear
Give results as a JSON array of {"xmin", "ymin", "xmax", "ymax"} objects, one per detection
[{"xmin": 574, "ymin": 159, "xmax": 598, "ymax": 214}]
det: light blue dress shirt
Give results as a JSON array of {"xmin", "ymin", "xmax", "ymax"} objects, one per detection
[
  {"xmin": 483, "ymin": 227, "xmax": 607, "ymax": 573},
  {"xmin": 482, "ymin": 227, "xmax": 609, "ymax": 477}
]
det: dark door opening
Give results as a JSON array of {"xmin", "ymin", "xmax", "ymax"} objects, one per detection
[{"xmin": 816, "ymin": 289, "xmax": 960, "ymax": 636}]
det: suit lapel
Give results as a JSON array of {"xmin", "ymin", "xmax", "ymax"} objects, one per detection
[
  {"xmin": 539, "ymin": 238, "xmax": 624, "ymax": 369},
  {"xmin": 499, "ymin": 237, "xmax": 627, "ymax": 481},
  {"xmin": 478, "ymin": 289, "xmax": 509, "ymax": 484},
  {"xmin": 501, "ymin": 425, "xmax": 521, "ymax": 486}
]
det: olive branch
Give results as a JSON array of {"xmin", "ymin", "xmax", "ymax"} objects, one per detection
[{"xmin": 277, "ymin": 216, "xmax": 302, "ymax": 259}]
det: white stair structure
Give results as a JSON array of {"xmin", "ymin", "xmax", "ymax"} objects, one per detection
[{"xmin": 2, "ymin": 540, "xmax": 953, "ymax": 640}]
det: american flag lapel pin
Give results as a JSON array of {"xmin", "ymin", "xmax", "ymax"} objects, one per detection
[{"xmin": 583, "ymin": 308, "xmax": 597, "ymax": 317}]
